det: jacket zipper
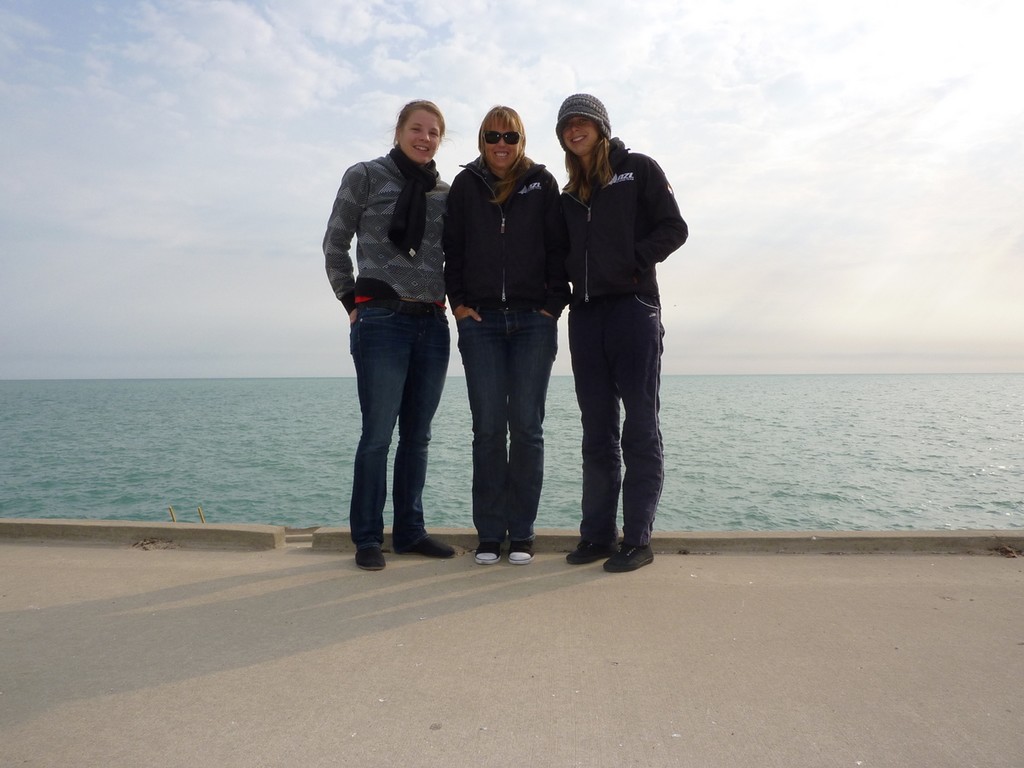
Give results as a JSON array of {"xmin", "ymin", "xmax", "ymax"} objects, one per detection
[
  {"xmin": 468, "ymin": 163, "xmax": 519, "ymax": 305},
  {"xmin": 499, "ymin": 208, "xmax": 507, "ymax": 303},
  {"xmin": 584, "ymin": 206, "xmax": 591, "ymax": 302},
  {"xmin": 568, "ymin": 194, "xmax": 592, "ymax": 302}
]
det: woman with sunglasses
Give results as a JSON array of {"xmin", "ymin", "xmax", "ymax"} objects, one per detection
[
  {"xmin": 323, "ymin": 99, "xmax": 456, "ymax": 571},
  {"xmin": 555, "ymin": 94, "xmax": 688, "ymax": 573},
  {"xmin": 443, "ymin": 106, "xmax": 570, "ymax": 565}
]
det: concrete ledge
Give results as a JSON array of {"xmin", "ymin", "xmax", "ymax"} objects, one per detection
[
  {"xmin": 0, "ymin": 519, "xmax": 285, "ymax": 551},
  {"xmin": 652, "ymin": 530, "xmax": 1024, "ymax": 555},
  {"xmin": 2, "ymin": 520, "xmax": 1021, "ymax": 555},
  {"xmin": 310, "ymin": 527, "xmax": 1024, "ymax": 556}
]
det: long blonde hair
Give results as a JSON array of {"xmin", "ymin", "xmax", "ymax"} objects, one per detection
[
  {"xmin": 478, "ymin": 105, "xmax": 534, "ymax": 205},
  {"xmin": 563, "ymin": 137, "xmax": 613, "ymax": 204}
]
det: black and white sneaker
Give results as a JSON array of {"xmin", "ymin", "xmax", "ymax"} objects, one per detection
[
  {"xmin": 508, "ymin": 539, "xmax": 534, "ymax": 565},
  {"xmin": 474, "ymin": 541, "xmax": 501, "ymax": 565}
]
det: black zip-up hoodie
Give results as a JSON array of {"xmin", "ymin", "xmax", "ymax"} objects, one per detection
[
  {"xmin": 561, "ymin": 138, "xmax": 687, "ymax": 305},
  {"xmin": 443, "ymin": 157, "xmax": 570, "ymax": 317}
]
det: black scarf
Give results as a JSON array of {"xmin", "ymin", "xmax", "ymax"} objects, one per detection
[{"xmin": 387, "ymin": 147, "xmax": 439, "ymax": 258}]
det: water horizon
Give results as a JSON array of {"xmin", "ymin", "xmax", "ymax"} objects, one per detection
[{"xmin": 2, "ymin": 373, "xmax": 1021, "ymax": 532}]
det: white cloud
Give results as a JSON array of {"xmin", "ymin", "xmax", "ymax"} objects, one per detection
[{"xmin": 1, "ymin": 0, "xmax": 1022, "ymax": 378}]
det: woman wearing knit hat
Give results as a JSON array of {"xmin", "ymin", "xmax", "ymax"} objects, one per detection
[
  {"xmin": 444, "ymin": 105, "xmax": 570, "ymax": 566},
  {"xmin": 556, "ymin": 93, "xmax": 688, "ymax": 572}
]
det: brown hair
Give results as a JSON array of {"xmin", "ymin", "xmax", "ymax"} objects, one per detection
[
  {"xmin": 393, "ymin": 99, "xmax": 446, "ymax": 145},
  {"xmin": 563, "ymin": 135, "xmax": 613, "ymax": 203},
  {"xmin": 478, "ymin": 105, "xmax": 534, "ymax": 205}
]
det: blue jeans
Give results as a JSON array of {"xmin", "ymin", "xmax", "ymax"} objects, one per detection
[
  {"xmin": 568, "ymin": 294, "xmax": 665, "ymax": 547},
  {"xmin": 349, "ymin": 306, "xmax": 450, "ymax": 551},
  {"xmin": 457, "ymin": 310, "xmax": 558, "ymax": 543}
]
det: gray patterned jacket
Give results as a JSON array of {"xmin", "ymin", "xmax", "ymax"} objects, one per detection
[{"xmin": 323, "ymin": 154, "xmax": 450, "ymax": 313}]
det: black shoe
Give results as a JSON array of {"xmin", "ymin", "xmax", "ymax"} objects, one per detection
[
  {"xmin": 565, "ymin": 539, "xmax": 618, "ymax": 565},
  {"xmin": 603, "ymin": 543, "xmax": 654, "ymax": 572},
  {"xmin": 355, "ymin": 546, "xmax": 386, "ymax": 571},
  {"xmin": 408, "ymin": 536, "xmax": 456, "ymax": 559},
  {"xmin": 508, "ymin": 539, "xmax": 534, "ymax": 566}
]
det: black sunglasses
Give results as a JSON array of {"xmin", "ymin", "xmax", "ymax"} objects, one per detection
[{"xmin": 483, "ymin": 130, "xmax": 521, "ymax": 145}]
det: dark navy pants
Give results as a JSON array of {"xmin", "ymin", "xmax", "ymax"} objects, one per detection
[{"xmin": 568, "ymin": 294, "xmax": 665, "ymax": 547}]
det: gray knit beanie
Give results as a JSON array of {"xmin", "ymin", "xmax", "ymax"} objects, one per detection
[{"xmin": 556, "ymin": 93, "xmax": 611, "ymax": 150}]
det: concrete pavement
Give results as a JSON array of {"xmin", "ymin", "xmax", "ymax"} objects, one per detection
[{"xmin": 1, "ymin": 522, "xmax": 1022, "ymax": 767}]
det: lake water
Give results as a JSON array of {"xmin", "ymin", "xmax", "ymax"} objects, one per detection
[{"xmin": 1, "ymin": 374, "xmax": 1021, "ymax": 532}]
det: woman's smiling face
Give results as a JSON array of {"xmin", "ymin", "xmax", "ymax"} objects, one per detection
[
  {"xmin": 395, "ymin": 109, "xmax": 443, "ymax": 165},
  {"xmin": 483, "ymin": 123, "xmax": 522, "ymax": 179},
  {"xmin": 562, "ymin": 116, "xmax": 600, "ymax": 159}
]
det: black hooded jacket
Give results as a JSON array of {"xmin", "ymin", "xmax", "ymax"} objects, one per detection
[
  {"xmin": 443, "ymin": 157, "xmax": 570, "ymax": 317},
  {"xmin": 561, "ymin": 139, "xmax": 687, "ymax": 305}
]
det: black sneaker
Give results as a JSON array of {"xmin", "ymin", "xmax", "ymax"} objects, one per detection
[
  {"xmin": 565, "ymin": 539, "xmax": 618, "ymax": 565},
  {"xmin": 603, "ymin": 543, "xmax": 654, "ymax": 572},
  {"xmin": 355, "ymin": 546, "xmax": 386, "ymax": 571}
]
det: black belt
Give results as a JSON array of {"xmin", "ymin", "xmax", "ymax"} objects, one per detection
[{"xmin": 360, "ymin": 299, "xmax": 442, "ymax": 316}]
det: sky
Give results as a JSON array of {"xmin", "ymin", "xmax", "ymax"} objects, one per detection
[{"xmin": 1, "ymin": 0, "xmax": 1022, "ymax": 379}]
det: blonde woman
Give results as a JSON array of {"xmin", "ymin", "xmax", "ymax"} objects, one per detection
[{"xmin": 444, "ymin": 106, "xmax": 569, "ymax": 565}]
